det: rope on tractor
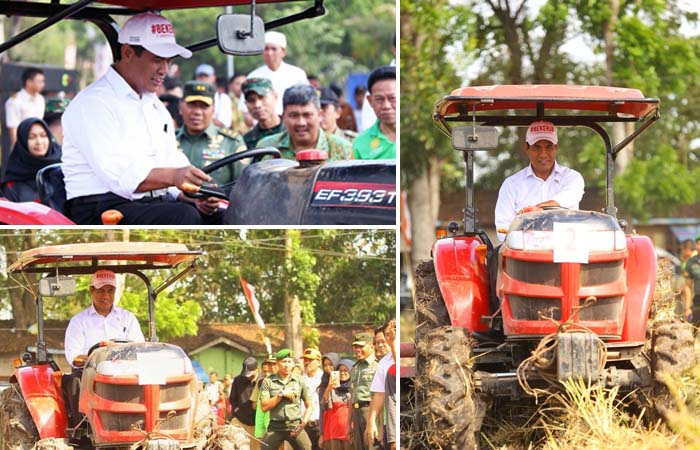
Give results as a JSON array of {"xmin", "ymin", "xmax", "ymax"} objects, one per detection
[
  {"xmin": 129, "ymin": 410, "xmax": 179, "ymax": 450},
  {"xmin": 515, "ymin": 296, "xmax": 608, "ymax": 402}
]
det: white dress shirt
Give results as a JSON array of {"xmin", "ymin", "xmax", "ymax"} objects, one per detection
[
  {"xmin": 214, "ymin": 91, "xmax": 233, "ymax": 128},
  {"xmin": 64, "ymin": 303, "xmax": 145, "ymax": 368},
  {"xmin": 243, "ymin": 61, "xmax": 308, "ymax": 115},
  {"xmin": 61, "ymin": 66, "xmax": 190, "ymax": 200},
  {"xmin": 5, "ymin": 88, "xmax": 45, "ymax": 128},
  {"xmin": 370, "ymin": 352, "xmax": 393, "ymax": 393},
  {"xmin": 494, "ymin": 161, "xmax": 585, "ymax": 241},
  {"xmin": 302, "ymin": 369, "xmax": 323, "ymax": 421}
]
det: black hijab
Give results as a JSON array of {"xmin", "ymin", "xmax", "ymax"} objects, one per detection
[
  {"xmin": 2, "ymin": 118, "xmax": 61, "ymax": 183},
  {"xmin": 318, "ymin": 352, "xmax": 341, "ymax": 396}
]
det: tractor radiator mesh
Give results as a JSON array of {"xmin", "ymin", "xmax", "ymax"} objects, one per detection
[
  {"xmin": 580, "ymin": 260, "xmax": 624, "ymax": 286},
  {"xmin": 577, "ymin": 296, "xmax": 622, "ymax": 320},
  {"xmin": 160, "ymin": 382, "xmax": 190, "ymax": 403},
  {"xmin": 158, "ymin": 410, "xmax": 189, "ymax": 430},
  {"xmin": 506, "ymin": 260, "xmax": 561, "ymax": 286},
  {"xmin": 95, "ymin": 383, "xmax": 144, "ymax": 403},
  {"xmin": 97, "ymin": 412, "xmax": 145, "ymax": 432},
  {"xmin": 509, "ymin": 295, "xmax": 561, "ymax": 321}
]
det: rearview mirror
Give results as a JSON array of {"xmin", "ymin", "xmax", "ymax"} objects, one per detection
[
  {"xmin": 452, "ymin": 126, "xmax": 499, "ymax": 151},
  {"xmin": 217, "ymin": 14, "xmax": 265, "ymax": 56},
  {"xmin": 39, "ymin": 276, "xmax": 76, "ymax": 297}
]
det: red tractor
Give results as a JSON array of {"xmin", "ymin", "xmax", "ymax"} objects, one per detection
[
  {"xmin": 401, "ymin": 85, "xmax": 696, "ymax": 449},
  {"xmin": 0, "ymin": 242, "xmax": 247, "ymax": 450}
]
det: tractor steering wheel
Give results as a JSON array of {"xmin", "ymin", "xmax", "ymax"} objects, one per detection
[
  {"xmin": 184, "ymin": 147, "xmax": 281, "ymax": 200},
  {"xmin": 542, "ymin": 205, "xmax": 568, "ymax": 211},
  {"xmin": 86, "ymin": 339, "xmax": 132, "ymax": 357}
]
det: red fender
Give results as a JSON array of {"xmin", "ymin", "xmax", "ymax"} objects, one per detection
[
  {"xmin": 0, "ymin": 200, "xmax": 74, "ymax": 225},
  {"xmin": 620, "ymin": 235, "xmax": 657, "ymax": 342},
  {"xmin": 432, "ymin": 236, "xmax": 490, "ymax": 332},
  {"xmin": 13, "ymin": 364, "xmax": 68, "ymax": 439}
]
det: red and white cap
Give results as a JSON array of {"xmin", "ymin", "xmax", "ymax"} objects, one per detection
[
  {"xmin": 91, "ymin": 270, "xmax": 117, "ymax": 289},
  {"xmin": 525, "ymin": 121, "xmax": 558, "ymax": 145},
  {"xmin": 118, "ymin": 12, "xmax": 192, "ymax": 59}
]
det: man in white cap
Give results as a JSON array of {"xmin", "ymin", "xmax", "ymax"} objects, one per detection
[
  {"xmin": 245, "ymin": 31, "xmax": 308, "ymax": 115},
  {"xmin": 61, "ymin": 12, "xmax": 224, "ymax": 225},
  {"xmin": 64, "ymin": 270, "xmax": 144, "ymax": 369},
  {"xmin": 194, "ymin": 63, "xmax": 233, "ymax": 129},
  {"xmin": 494, "ymin": 120, "xmax": 584, "ymax": 241}
]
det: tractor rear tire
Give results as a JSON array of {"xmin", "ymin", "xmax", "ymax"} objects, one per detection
[
  {"xmin": 0, "ymin": 385, "xmax": 39, "ymax": 450},
  {"xmin": 415, "ymin": 326, "xmax": 480, "ymax": 450},
  {"xmin": 650, "ymin": 318, "xmax": 696, "ymax": 379}
]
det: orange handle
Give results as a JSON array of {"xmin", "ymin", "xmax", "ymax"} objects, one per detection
[
  {"xmin": 181, "ymin": 182, "xmax": 200, "ymax": 193},
  {"xmin": 101, "ymin": 209, "xmax": 123, "ymax": 225}
]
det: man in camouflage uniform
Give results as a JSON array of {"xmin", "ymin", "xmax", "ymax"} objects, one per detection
[
  {"xmin": 347, "ymin": 332, "xmax": 377, "ymax": 450},
  {"xmin": 260, "ymin": 348, "xmax": 313, "ymax": 450},
  {"xmin": 176, "ymin": 81, "xmax": 247, "ymax": 187},
  {"xmin": 242, "ymin": 78, "xmax": 285, "ymax": 149},
  {"xmin": 257, "ymin": 84, "xmax": 352, "ymax": 161},
  {"xmin": 319, "ymin": 87, "xmax": 357, "ymax": 143}
]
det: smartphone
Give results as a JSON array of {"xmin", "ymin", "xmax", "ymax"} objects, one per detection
[{"xmin": 331, "ymin": 370, "xmax": 340, "ymax": 384}]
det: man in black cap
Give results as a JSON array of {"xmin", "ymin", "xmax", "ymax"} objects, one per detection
[
  {"xmin": 176, "ymin": 80, "xmax": 247, "ymax": 188},
  {"xmin": 230, "ymin": 356, "xmax": 260, "ymax": 450},
  {"xmin": 319, "ymin": 87, "xmax": 357, "ymax": 144},
  {"xmin": 347, "ymin": 332, "xmax": 377, "ymax": 450},
  {"xmin": 242, "ymin": 78, "xmax": 284, "ymax": 149},
  {"xmin": 260, "ymin": 348, "xmax": 313, "ymax": 450}
]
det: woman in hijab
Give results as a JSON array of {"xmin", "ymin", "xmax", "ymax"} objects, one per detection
[
  {"xmin": 1, "ymin": 117, "xmax": 61, "ymax": 202},
  {"xmin": 321, "ymin": 358, "xmax": 354, "ymax": 450}
]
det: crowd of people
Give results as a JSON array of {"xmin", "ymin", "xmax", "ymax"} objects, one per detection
[
  {"xmin": 202, "ymin": 321, "xmax": 397, "ymax": 450},
  {"xmin": 1, "ymin": 12, "xmax": 396, "ymax": 225}
]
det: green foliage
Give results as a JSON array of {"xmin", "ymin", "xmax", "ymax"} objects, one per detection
[{"xmin": 120, "ymin": 288, "xmax": 201, "ymax": 341}]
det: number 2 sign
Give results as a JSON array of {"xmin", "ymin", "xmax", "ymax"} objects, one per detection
[{"xmin": 553, "ymin": 222, "xmax": 590, "ymax": 263}]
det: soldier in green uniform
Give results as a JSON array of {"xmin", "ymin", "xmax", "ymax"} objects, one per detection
[
  {"xmin": 257, "ymin": 84, "xmax": 352, "ymax": 161},
  {"xmin": 319, "ymin": 87, "xmax": 357, "ymax": 143},
  {"xmin": 347, "ymin": 332, "xmax": 377, "ymax": 450},
  {"xmin": 242, "ymin": 78, "xmax": 285, "ymax": 149},
  {"xmin": 260, "ymin": 348, "xmax": 313, "ymax": 450},
  {"xmin": 176, "ymin": 81, "xmax": 247, "ymax": 187}
]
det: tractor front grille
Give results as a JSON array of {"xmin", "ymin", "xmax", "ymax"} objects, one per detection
[
  {"xmin": 509, "ymin": 295, "xmax": 561, "ymax": 321},
  {"xmin": 577, "ymin": 296, "xmax": 623, "ymax": 321},
  {"xmin": 158, "ymin": 410, "xmax": 189, "ymax": 431},
  {"xmin": 506, "ymin": 260, "xmax": 561, "ymax": 286},
  {"xmin": 97, "ymin": 412, "xmax": 145, "ymax": 432},
  {"xmin": 580, "ymin": 261, "xmax": 624, "ymax": 286},
  {"xmin": 95, "ymin": 383, "xmax": 144, "ymax": 403},
  {"xmin": 160, "ymin": 382, "xmax": 190, "ymax": 403}
]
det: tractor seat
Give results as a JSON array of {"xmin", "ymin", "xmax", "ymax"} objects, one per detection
[{"xmin": 36, "ymin": 163, "xmax": 67, "ymax": 215}]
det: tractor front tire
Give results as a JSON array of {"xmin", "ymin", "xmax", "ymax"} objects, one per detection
[
  {"xmin": 650, "ymin": 318, "xmax": 695, "ymax": 378},
  {"xmin": 0, "ymin": 385, "xmax": 39, "ymax": 450},
  {"xmin": 416, "ymin": 326, "xmax": 481, "ymax": 450}
]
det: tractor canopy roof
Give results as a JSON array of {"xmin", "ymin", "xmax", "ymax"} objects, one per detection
[
  {"xmin": 435, "ymin": 85, "xmax": 659, "ymax": 120},
  {"xmin": 8, "ymin": 242, "xmax": 201, "ymax": 273},
  {"xmin": 98, "ymin": 0, "xmax": 301, "ymax": 8}
]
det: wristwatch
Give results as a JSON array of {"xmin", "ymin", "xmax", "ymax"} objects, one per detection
[{"xmin": 278, "ymin": 391, "xmax": 284, "ymax": 398}]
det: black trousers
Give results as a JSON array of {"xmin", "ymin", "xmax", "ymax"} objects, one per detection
[
  {"xmin": 305, "ymin": 421, "xmax": 322, "ymax": 450},
  {"xmin": 66, "ymin": 192, "xmax": 223, "ymax": 225}
]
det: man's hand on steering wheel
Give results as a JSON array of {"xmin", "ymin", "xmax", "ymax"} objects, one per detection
[{"xmin": 194, "ymin": 196, "xmax": 221, "ymax": 215}]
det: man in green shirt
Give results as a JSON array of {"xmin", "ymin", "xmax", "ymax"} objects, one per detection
[
  {"xmin": 242, "ymin": 78, "xmax": 285, "ymax": 149},
  {"xmin": 176, "ymin": 81, "xmax": 247, "ymax": 187},
  {"xmin": 257, "ymin": 84, "xmax": 352, "ymax": 161},
  {"xmin": 352, "ymin": 66, "xmax": 396, "ymax": 160},
  {"xmin": 260, "ymin": 348, "xmax": 313, "ymax": 450},
  {"xmin": 347, "ymin": 332, "xmax": 377, "ymax": 450}
]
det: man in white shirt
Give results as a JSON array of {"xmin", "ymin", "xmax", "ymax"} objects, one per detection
[
  {"xmin": 494, "ymin": 120, "xmax": 585, "ymax": 241},
  {"xmin": 194, "ymin": 64, "xmax": 233, "ymax": 129},
  {"xmin": 301, "ymin": 348, "xmax": 323, "ymax": 450},
  {"xmin": 61, "ymin": 12, "xmax": 223, "ymax": 225},
  {"xmin": 245, "ymin": 31, "xmax": 308, "ymax": 115},
  {"xmin": 364, "ymin": 320, "xmax": 395, "ymax": 448},
  {"xmin": 64, "ymin": 270, "xmax": 144, "ymax": 369},
  {"xmin": 5, "ymin": 67, "xmax": 46, "ymax": 148}
]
